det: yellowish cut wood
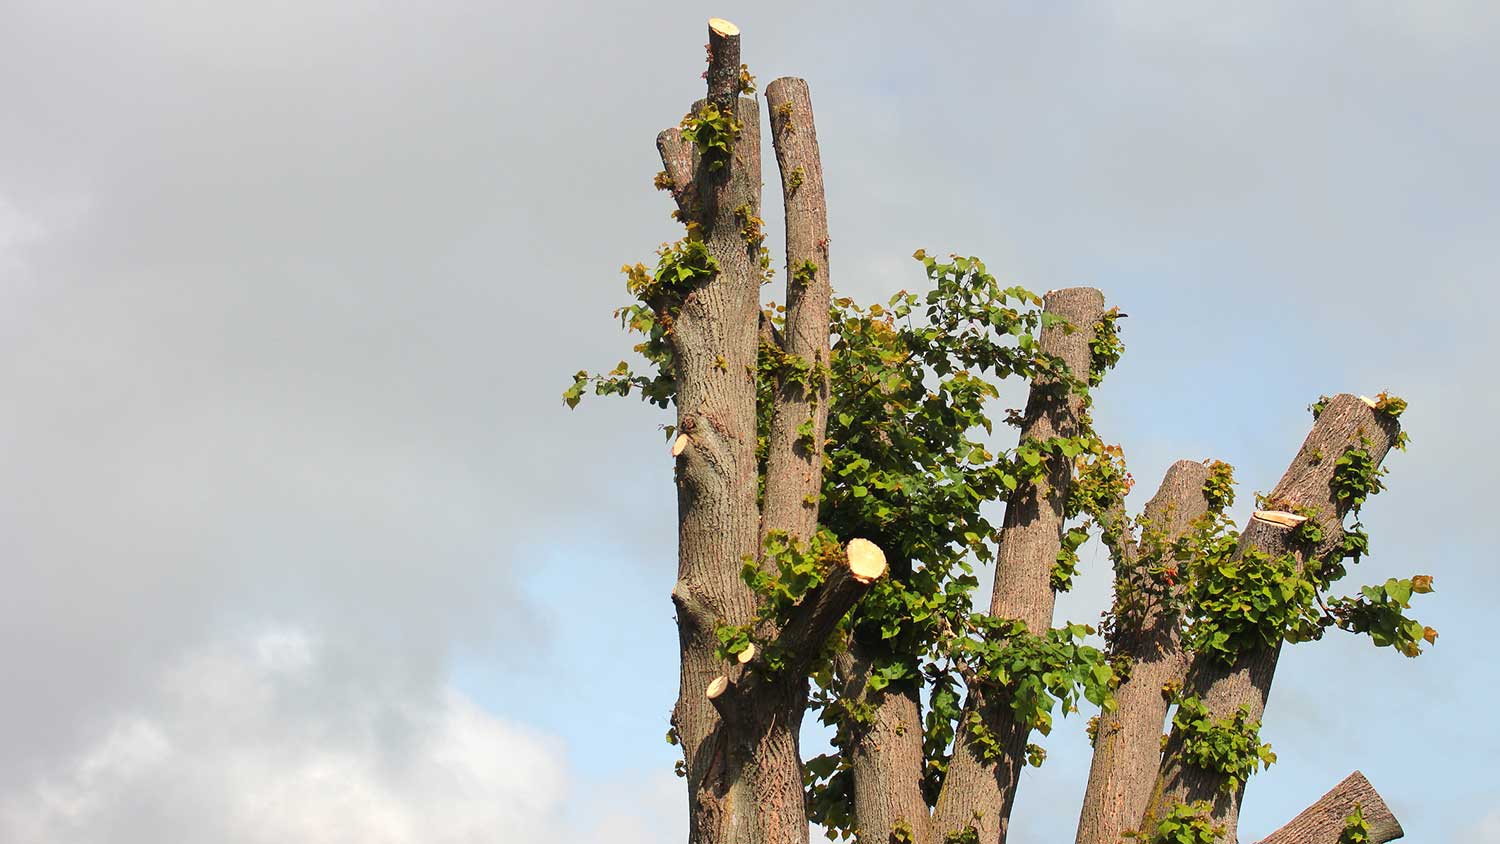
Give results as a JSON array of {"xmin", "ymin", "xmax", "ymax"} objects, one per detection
[
  {"xmin": 708, "ymin": 17, "xmax": 739, "ymax": 36},
  {"xmin": 1359, "ymin": 395, "xmax": 1378, "ymax": 407},
  {"xmin": 706, "ymin": 675, "xmax": 730, "ymax": 699},
  {"xmin": 672, "ymin": 433, "xmax": 690, "ymax": 457},
  {"xmin": 1251, "ymin": 510, "xmax": 1309, "ymax": 528},
  {"xmin": 845, "ymin": 538, "xmax": 888, "ymax": 583},
  {"xmin": 737, "ymin": 643, "xmax": 756, "ymax": 665}
]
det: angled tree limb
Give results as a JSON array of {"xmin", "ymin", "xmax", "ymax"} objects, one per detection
[
  {"xmin": 1075, "ymin": 459, "xmax": 1212, "ymax": 844},
  {"xmin": 1256, "ymin": 771, "xmax": 1404, "ymax": 844},
  {"xmin": 769, "ymin": 539, "xmax": 888, "ymax": 677},
  {"xmin": 1139, "ymin": 395, "xmax": 1402, "ymax": 843},
  {"xmin": 933, "ymin": 287, "xmax": 1107, "ymax": 844}
]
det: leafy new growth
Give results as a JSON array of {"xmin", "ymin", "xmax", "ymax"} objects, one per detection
[
  {"xmin": 1132, "ymin": 801, "xmax": 1226, "ymax": 844},
  {"xmin": 1171, "ymin": 695, "xmax": 1276, "ymax": 792},
  {"xmin": 1088, "ymin": 306, "xmax": 1126, "ymax": 387},
  {"xmin": 680, "ymin": 102, "xmax": 741, "ymax": 170},
  {"xmin": 792, "ymin": 258, "xmax": 818, "ymax": 288},
  {"xmin": 1202, "ymin": 460, "xmax": 1235, "ymax": 513},
  {"xmin": 1339, "ymin": 805, "xmax": 1371, "ymax": 844}
]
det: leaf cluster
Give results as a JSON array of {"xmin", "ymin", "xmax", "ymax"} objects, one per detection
[
  {"xmin": 1127, "ymin": 801, "xmax": 1226, "ymax": 844},
  {"xmin": 1339, "ymin": 805, "xmax": 1371, "ymax": 844},
  {"xmin": 1328, "ymin": 576, "xmax": 1437, "ymax": 657},
  {"xmin": 951, "ymin": 619, "xmax": 1118, "ymax": 741},
  {"xmin": 1170, "ymin": 695, "xmax": 1276, "ymax": 792},
  {"xmin": 680, "ymin": 102, "xmax": 740, "ymax": 170}
]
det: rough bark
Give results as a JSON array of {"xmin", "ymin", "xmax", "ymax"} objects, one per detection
[
  {"xmin": 835, "ymin": 560, "xmax": 931, "ymax": 844},
  {"xmin": 933, "ymin": 287, "xmax": 1106, "ymax": 843},
  {"xmin": 1139, "ymin": 395, "xmax": 1402, "ymax": 843},
  {"xmin": 1257, "ymin": 771, "xmax": 1404, "ymax": 844},
  {"xmin": 839, "ymin": 645, "xmax": 932, "ymax": 844},
  {"xmin": 1075, "ymin": 460, "xmax": 1212, "ymax": 844},
  {"xmin": 760, "ymin": 76, "xmax": 832, "ymax": 551}
]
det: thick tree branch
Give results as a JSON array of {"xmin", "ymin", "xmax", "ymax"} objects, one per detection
[
  {"xmin": 1256, "ymin": 771, "xmax": 1403, "ymax": 844},
  {"xmin": 934, "ymin": 287, "xmax": 1107, "ymax": 844},
  {"xmin": 1140, "ymin": 395, "xmax": 1402, "ymax": 843},
  {"xmin": 1075, "ymin": 460, "xmax": 1212, "ymax": 844},
  {"xmin": 760, "ymin": 76, "xmax": 833, "ymax": 554}
]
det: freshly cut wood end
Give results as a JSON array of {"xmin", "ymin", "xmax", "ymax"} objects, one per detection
[
  {"xmin": 845, "ymin": 538, "xmax": 888, "ymax": 583},
  {"xmin": 1359, "ymin": 395, "xmax": 1377, "ymax": 407},
  {"xmin": 708, "ymin": 17, "xmax": 739, "ymax": 36},
  {"xmin": 706, "ymin": 676, "xmax": 730, "ymax": 699},
  {"xmin": 672, "ymin": 433, "xmax": 690, "ymax": 457},
  {"xmin": 1253, "ymin": 510, "xmax": 1309, "ymax": 528},
  {"xmin": 737, "ymin": 643, "xmax": 756, "ymax": 664}
]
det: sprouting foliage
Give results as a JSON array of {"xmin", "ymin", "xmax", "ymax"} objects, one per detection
[
  {"xmin": 1131, "ymin": 801, "xmax": 1225, "ymax": 844},
  {"xmin": 1339, "ymin": 805, "xmax": 1371, "ymax": 844},
  {"xmin": 680, "ymin": 102, "xmax": 741, "ymax": 170},
  {"xmin": 738, "ymin": 63, "xmax": 756, "ymax": 94},
  {"xmin": 1170, "ymin": 695, "xmax": 1276, "ymax": 792}
]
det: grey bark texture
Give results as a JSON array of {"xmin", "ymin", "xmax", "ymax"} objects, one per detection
[
  {"xmin": 1140, "ymin": 395, "xmax": 1402, "ymax": 843},
  {"xmin": 932, "ymin": 288, "xmax": 1107, "ymax": 844},
  {"xmin": 1075, "ymin": 460, "xmax": 1212, "ymax": 844},
  {"xmin": 1256, "ymin": 771, "xmax": 1404, "ymax": 844}
]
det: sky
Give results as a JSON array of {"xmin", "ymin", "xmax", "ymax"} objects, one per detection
[{"xmin": 0, "ymin": 1, "xmax": 1496, "ymax": 842}]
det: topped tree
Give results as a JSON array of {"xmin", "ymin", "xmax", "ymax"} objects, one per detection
[{"xmin": 566, "ymin": 19, "xmax": 1433, "ymax": 844}]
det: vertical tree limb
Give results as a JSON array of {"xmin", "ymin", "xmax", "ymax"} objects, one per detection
[
  {"xmin": 1256, "ymin": 771, "xmax": 1404, "ymax": 844},
  {"xmin": 837, "ymin": 557, "xmax": 932, "ymax": 844},
  {"xmin": 1139, "ymin": 395, "xmax": 1402, "ymax": 843},
  {"xmin": 933, "ymin": 287, "xmax": 1106, "ymax": 843},
  {"xmin": 760, "ymin": 76, "xmax": 833, "ymax": 552},
  {"xmin": 840, "ymin": 645, "xmax": 933, "ymax": 844},
  {"xmin": 1075, "ymin": 460, "xmax": 1212, "ymax": 844},
  {"xmin": 706, "ymin": 19, "xmax": 741, "ymax": 112}
]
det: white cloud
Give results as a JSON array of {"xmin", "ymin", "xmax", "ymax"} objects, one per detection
[{"xmin": 0, "ymin": 628, "xmax": 681, "ymax": 844}]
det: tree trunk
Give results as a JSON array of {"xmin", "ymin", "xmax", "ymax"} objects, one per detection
[
  {"xmin": 838, "ymin": 644, "xmax": 933, "ymax": 844},
  {"xmin": 933, "ymin": 288, "xmax": 1106, "ymax": 843},
  {"xmin": 1075, "ymin": 460, "xmax": 1212, "ymax": 844},
  {"xmin": 1139, "ymin": 395, "xmax": 1402, "ymax": 843},
  {"xmin": 661, "ymin": 19, "xmax": 797, "ymax": 844},
  {"xmin": 1257, "ymin": 771, "xmax": 1404, "ymax": 844}
]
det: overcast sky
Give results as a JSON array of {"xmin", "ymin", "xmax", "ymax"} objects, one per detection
[{"xmin": 1, "ymin": 2, "xmax": 1496, "ymax": 842}]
